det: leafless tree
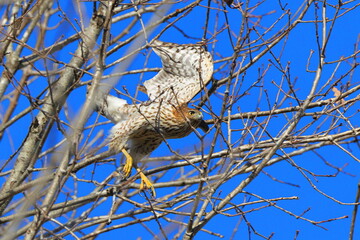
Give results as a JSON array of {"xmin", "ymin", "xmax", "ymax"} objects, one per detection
[{"xmin": 0, "ymin": 0, "xmax": 360, "ymax": 239}]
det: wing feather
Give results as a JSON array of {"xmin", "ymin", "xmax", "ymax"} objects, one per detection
[{"xmin": 143, "ymin": 40, "xmax": 213, "ymax": 104}]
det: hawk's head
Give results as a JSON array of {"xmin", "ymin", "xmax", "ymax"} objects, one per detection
[{"xmin": 174, "ymin": 105, "xmax": 209, "ymax": 133}]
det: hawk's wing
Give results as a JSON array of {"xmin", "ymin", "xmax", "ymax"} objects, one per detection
[{"xmin": 143, "ymin": 40, "xmax": 213, "ymax": 105}]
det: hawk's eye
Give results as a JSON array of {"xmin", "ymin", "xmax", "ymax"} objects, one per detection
[{"xmin": 189, "ymin": 110, "xmax": 196, "ymax": 115}]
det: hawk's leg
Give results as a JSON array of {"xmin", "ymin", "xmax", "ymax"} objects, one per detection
[
  {"xmin": 121, "ymin": 149, "xmax": 133, "ymax": 177},
  {"xmin": 136, "ymin": 167, "xmax": 156, "ymax": 197},
  {"xmin": 121, "ymin": 148, "xmax": 156, "ymax": 197}
]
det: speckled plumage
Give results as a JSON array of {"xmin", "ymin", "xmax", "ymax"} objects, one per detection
[
  {"xmin": 96, "ymin": 40, "xmax": 213, "ymax": 166},
  {"xmin": 109, "ymin": 103, "xmax": 207, "ymax": 160},
  {"xmin": 144, "ymin": 40, "xmax": 213, "ymax": 104}
]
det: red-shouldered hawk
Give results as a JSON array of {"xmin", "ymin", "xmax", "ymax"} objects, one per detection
[{"xmin": 95, "ymin": 40, "xmax": 213, "ymax": 196}]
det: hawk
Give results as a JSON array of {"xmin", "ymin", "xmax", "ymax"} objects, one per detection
[{"xmin": 95, "ymin": 40, "xmax": 213, "ymax": 196}]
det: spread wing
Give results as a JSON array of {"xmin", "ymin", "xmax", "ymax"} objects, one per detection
[{"xmin": 143, "ymin": 40, "xmax": 213, "ymax": 105}]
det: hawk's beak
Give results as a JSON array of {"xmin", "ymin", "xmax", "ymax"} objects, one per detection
[{"xmin": 198, "ymin": 120, "xmax": 209, "ymax": 133}]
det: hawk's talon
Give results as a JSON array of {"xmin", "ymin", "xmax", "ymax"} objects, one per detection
[
  {"xmin": 137, "ymin": 168, "xmax": 156, "ymax": 197},
  {"xmin": 121, "ymin": 149, "xmax": 156, "ymax": 197},
  {"xmin": 121, "ymin": 149, "xmax": 132, "ymax": 177}
]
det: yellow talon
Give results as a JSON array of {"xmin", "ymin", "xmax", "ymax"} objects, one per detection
[
  {"xmin": 121, "ymin": 149, "xmax": 155, "ymax": 197},
  {"xmin": 121, "ymin": 149, "xmax": 133, "ymax": 177},
  {"xmin": 137, "ymin": 168, "xmax": 156, "ymax": 197}
]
